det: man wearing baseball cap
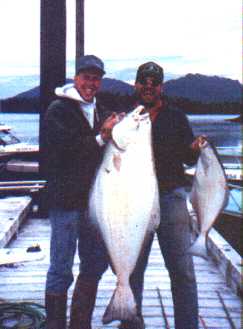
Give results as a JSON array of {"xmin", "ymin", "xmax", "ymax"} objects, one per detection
[
  {"xmin": 117, "ymin": 61, "xmax": 203, "ymax": 329},
  {"xmin": 43, "ymin": 54, "xmax": 120, "ymax": 329}
]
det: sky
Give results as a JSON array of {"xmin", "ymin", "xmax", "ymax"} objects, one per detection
[{"xmin": 0, "ymin": 0, "xmax": 241, "ymax": 81}]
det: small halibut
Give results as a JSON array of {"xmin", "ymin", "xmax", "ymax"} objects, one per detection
[
  {"xmin": 189, "ymin": 139, "xmax": 229, "ymax": 259},
  {"xmin": 88, "ymin": 106, "xmax": 160, "ymax": 324}
]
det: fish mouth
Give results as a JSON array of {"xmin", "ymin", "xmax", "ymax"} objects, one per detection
[
  {"xmin": 140, "ymin": 113, "xmax": 150, "ymax": 121},
  {"xmin": 133, "ymin": 105, "xmax": 150, "ymax": 121},
  {"xmin": 200, "ymin": 139, "xmax": 208, "ymax": 149}
]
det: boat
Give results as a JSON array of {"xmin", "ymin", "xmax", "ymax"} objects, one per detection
[
  {"xmin": 0, "ymin": 123, "xmax": 39, "ymax": 180},
  {"xmin": 0, "ymin": 123, "xmax": 38, "ymax": 157},
  {"xmin": 216, "ymin": 146, "xmax": 242, "ymax": 184},
  {"xmin": 214, "ymin": 184, "xmax": 242, "ymax": 255}
]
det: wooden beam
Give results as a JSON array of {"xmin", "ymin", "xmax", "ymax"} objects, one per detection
[
  {"xmin": 39, "ymin": 0, "xmax": 66, "ymax": 172},
  {"xmin": 76, "ymin": 0, "xmax": 85, "ymax": 72},
  {"xmin": 40, "ymin": 0, "xmax": 66, "ymax": 111},
  {"xmin": 39, "ymin": 1, "xmax": 66, "ymax": 214}
]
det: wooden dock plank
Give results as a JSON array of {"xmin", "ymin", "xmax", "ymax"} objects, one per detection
[
  {"xmin": 0, "ymin": 215, "xmax": 242, "ymax": 328},
  {"xmin": 208, "ymin": 228, "xmax": 242, "ymax": 295},
  {"xmin": 0, "ymin": 196, "xmax": 32, "ymax": 248}
]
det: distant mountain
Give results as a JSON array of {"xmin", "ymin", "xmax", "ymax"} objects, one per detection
[
  {"xmin": 164, "ymin": 73, "xmax": 242, "ymax": 103},
  {"xmin": 0, "ymin": 75, "xmax": 40, "ymax": 99},
  {"xmin": 1, "ymin": 74, "xmax": 241, "ymax": 114},
  {"xmin": 107, "ymin": 67, "xmax": 177, "ymax": 83},
  {"xmin": 101, "ymin": 77, "xmax": 134, "ymax": 95},
  {"xmin": 0, "ymin": 69, "xmax": 177, "ymax": 99},
  {"xmin": 0, "ymin": 78, "xmax": 134, "ymax": 113},
  {"xmin": 1, "ymin": 77, "xmax": 134, "ymax": 100}
]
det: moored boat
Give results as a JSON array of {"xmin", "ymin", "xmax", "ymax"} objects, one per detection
[
  {"xmin": 0, "ymin": 123, "xmax": 39, "ymax": 180},
  {"xmin": 214, "ymin": 184, "xmax": 242, "ymax": 255}
]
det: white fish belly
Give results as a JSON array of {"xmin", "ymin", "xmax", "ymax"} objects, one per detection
[
  {"xmin": 89, "ymin": 142, "xmax": 160, "ymax": 277},
  {"xmin": 190, "ymin": 144, "xmax": 228, "ymax": 233}
]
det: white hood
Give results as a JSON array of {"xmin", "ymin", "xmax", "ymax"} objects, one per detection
[
  {"xmin": 55, "ymin": 83, "xmax": 97, "ymax": 129},
  {"xmin": 55, "ymin": 83, "xmax": 96, "ymax": 105},
  {"xmin": 55, "ymin": 83, "xmax": 83, "ymax": 102}
]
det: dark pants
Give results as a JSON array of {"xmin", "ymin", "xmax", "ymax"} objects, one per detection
[
  {"xmin": 130, "ymin": 188, "xmax": 199, "ymax": 329},
  {"xmin": 45, "ymin": 208, "xmax": 108, "ymax": 294}
]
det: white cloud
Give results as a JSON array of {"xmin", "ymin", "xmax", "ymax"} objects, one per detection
[
  {"xmin": 0, "ymin": 0, "xmax": 241, "ymax": 81},
  {"xmin": 0, "ymin": 0, "xmax": 40, "ymax": 65},
  {"xmin": 84, "ymin": 0, "xmax": 241, "ymax": 80}
]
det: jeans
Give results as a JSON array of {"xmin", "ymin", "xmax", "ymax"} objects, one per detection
[
  {"xmin": 131, "ymin": 188, "xmax": 199, "ymax": 329},
  {"xmin": 45, "ymin": 208, "xmax": 108, "ymax": 294}
]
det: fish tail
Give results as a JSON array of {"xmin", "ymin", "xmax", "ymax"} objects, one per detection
[
  {"xmin": 188, "ymin": 233, "xmax": 209, "ymax": 260},
  {"xmin": 102, "ymin": 283, "xmax": 137, "ymax": 324}
]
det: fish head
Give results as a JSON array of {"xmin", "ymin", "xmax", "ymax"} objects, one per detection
[
  {"xmin": 111, "ymin": 105, "xmax": 151, "ymax": 150},
  {"xmin": 199, "ymin": 139, "xmax": 208, "ymax": 149}
]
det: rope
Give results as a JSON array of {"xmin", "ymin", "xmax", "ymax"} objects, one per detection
[{"xmin": 0, "ymin": 302, "xmax": 46, "ymax": 329}]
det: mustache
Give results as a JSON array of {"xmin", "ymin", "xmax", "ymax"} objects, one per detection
[{"xmin": 142, "ymin": 87, "xmax": 156, "ymax": 92}]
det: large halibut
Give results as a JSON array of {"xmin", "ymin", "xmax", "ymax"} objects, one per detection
[
  {"xmin": 88, "ymin": 106, "xmax": 160, "ymax": 324},
  {"xmin": 189, "ymin": 139, "xmax": 229, "ymax": 259}
]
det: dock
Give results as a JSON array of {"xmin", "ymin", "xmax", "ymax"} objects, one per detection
[{"xmin": 0, "ymin": 195, "xmax": 242, "ymax": 328}]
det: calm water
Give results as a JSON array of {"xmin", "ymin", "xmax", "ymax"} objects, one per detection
[
  {"xmin": 1, "ymin": 113, "xmax": 39, "ymax": 144},
  {"xmin": 0, "ymin": 113, "xmax": 241, "ymax": 148}
]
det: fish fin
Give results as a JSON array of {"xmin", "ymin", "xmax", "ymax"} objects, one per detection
[
  {"xmin": 149, "ymin": 212, "xmax": 160, "ymax": 231},
  {"xmin": 186, "ymin": 194, "xmax": 200, "ymax": 235},
  {"xmin": 102, "ymin": 283, "xmax": 137, "ymax": 324},
  {"xmin": 113, "ymin": 153, "xmax": 122, "ymax": 171},
  {"xmin": 188, "ymin": 234, "xmax": 209, "ymax": 260},
  {"xmin": 186, "ymin": 194, "xmax": 198, "ymax": 223}
]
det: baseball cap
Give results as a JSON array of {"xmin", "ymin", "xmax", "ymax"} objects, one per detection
[
  {"xmin": 76, "ymin": 55, "xmax": 106, "ymax": 75},
  {"xmin": 135, "ymin": 62, "xmax": 164, "ymax": 84}
]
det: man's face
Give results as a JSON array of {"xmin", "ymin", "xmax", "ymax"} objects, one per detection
[
  {"xmin": 74, "ymin": 68, "xmax": 103, "ymax": 102},
  {"xmin": 135, "ymin": 76, "xmax": 162, "ymax": 107}
]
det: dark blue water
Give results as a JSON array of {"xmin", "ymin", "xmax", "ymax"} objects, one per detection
[
  {"xmin": 189, "ymin": 115, "xmax": 241, "ymax": 148},
  {"xmin": 0, "ymin": 113, "xmax": 241, "ymax": 148},
  {"xmin": 0, "ymin": 113, "xmax": 39, "ymax": 144}
]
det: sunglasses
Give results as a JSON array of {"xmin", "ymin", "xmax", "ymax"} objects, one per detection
[{"xmin": 137, "ymin": 76, "xmax": 162, "ymax": 87}]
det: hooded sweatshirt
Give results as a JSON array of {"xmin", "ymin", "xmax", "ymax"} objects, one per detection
[{"xmin": 42, "ymin": 83, "xmax": 111, "ymax": 210}]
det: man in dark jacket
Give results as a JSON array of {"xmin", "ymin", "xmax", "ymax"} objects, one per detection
[
  {"xmin": 118, "ymin": 62, "xmax": 204, "ymax": 329},
  {"xmin": 43, "ymin": 55, "xmax": 119, "ymax": 329}
]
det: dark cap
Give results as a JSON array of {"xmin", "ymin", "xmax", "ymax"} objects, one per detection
[
  {"xmin": 76, "ymin": 55, "xmax": 106, "ymax": 75},
  {"xmin": 136, "ymin": 61, "xmax": 164, "ymax": 84}
]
